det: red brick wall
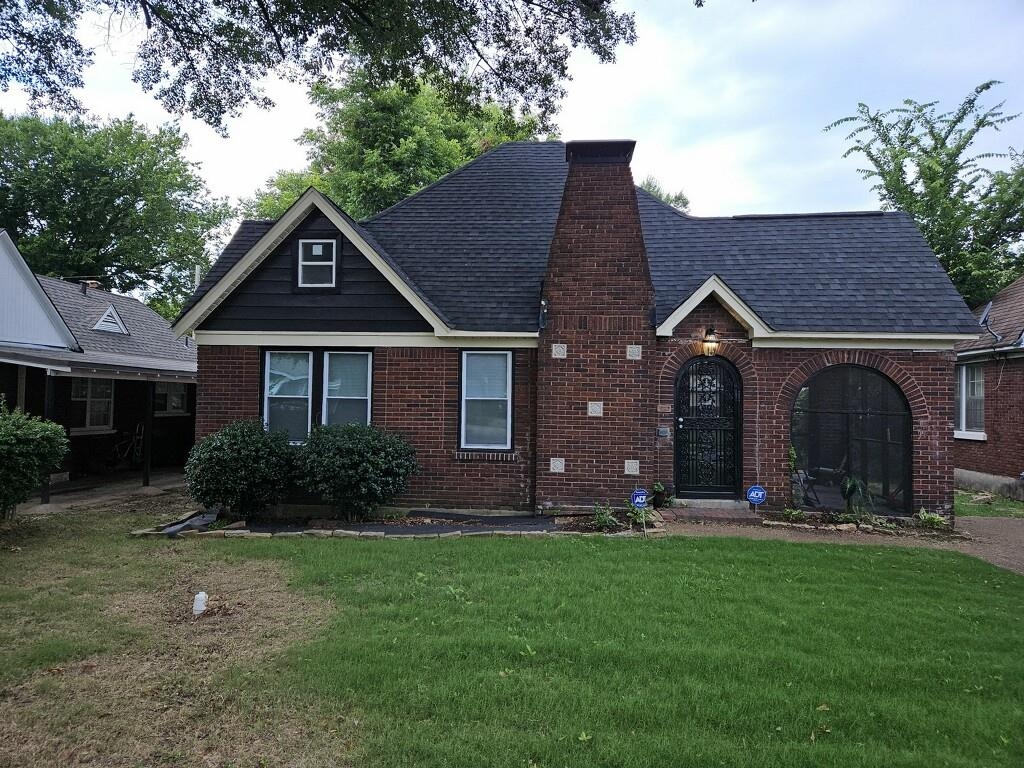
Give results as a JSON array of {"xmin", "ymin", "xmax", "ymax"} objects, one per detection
[
  {"xmin": 954, "ymin": 356, "xmax": 1024, "ymax": 479},
  {"xmin": 195, "ymin": 344, "xmax": 537, "ymax": 510},
  {"xmin": 195, "ymin": 344, "xmax": 261, "ymax": 438},
  {"xmin": 535, "ymin": 153, "xmax": 657, "ymax": 508},
  {"xmin": 652, "ymin": 298, "xmax": 957, "ymax": 516},
  {"xmin": 374, "ymin": 347, "xmax": 536, "ymax": 510}
]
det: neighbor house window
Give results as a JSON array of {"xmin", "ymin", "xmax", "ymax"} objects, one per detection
[
  {"xmin": 954, "ymin": 364, "xmax": 985, "ymax": 438},
  {"xmin": 264, "ymin": 351, "xmax": 312, "ymax": 442},
  {"xmin": 154, "ymin": 382, "xmax": 188, "ymax": 415},
  {"xmin": 323, "ymin": 352, "xmax": 371, "ymax": 426},
  {"xmin": 298, "ymin": 239, "xmax": 336, "ymax": 287},
  {"xmin": 460, "ymin": 351, "xmax": 512, "ymax": 449},
  {"xmin": 70, "ymin": 377, "xmax": 114, "ymax": 432}
]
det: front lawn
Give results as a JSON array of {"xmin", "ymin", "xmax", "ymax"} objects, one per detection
[
  {"xmin": 955, "ymin": 489, "xmax": 1024, "ymax": 518},
  {"xmin": 2, "ymin": 496, "xmax": 1023, "ymax": 767}
]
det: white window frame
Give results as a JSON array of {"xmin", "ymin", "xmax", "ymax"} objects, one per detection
[
  {"xmin": 297, "ymin": 239, "xmax": 337, "ymax": 288},
  {"xmin": 954, "ymin": 363, "xmax": 986, "ymax": 440},
  {"xmin": 263, "ymin": 350, "xmax": 313, "ymax": 443},
  {"xmin": 69, "ymin": 377, "xmax": 115, "ymax": 435},
  {"xmin": 154, "ymin": 381, "xmax": 189, "ymax": 417},
  {"xmin": 460, "ymin": 350, "xmax": 513, "ymax": 450},
  {"xmin": 322, "ymin": 351, "xmax": 372, "ymax": 426}
]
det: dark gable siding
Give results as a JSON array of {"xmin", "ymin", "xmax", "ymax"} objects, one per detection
[{"xmin": 199, "ymin": 211, "xmax": 433, "ymax": 332}]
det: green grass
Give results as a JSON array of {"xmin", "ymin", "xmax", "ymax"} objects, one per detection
[
  {"xmin": 230, "ymin": 536, "xmax": 1024, "ymax": 768},
  {"xmin": 3, "ymin": 503, "xmax": 1023, "ymax": 767},
  {"xmin": 955, "ymin": 490, "xmax": 1024, "ymax": 518}
]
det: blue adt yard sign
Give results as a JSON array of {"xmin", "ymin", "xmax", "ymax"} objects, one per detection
[
  {"xmin": 631, "ymin": 488, "xmax": 649, "ymax": 508},
  {"xmin": 746, "ymin": 485, "xmax": 767, "ymax": 505}
]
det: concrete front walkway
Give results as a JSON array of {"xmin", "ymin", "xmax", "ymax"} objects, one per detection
[
  {"xmin": 664, "ymin": 516, "xmax": 1024, "ymax": 576},
  {"xmin": 17, "ymin": 471, "xmax": 186, "ymax": 516}
]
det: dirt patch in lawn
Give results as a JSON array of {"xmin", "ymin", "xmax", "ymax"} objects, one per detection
[{"xmin": 0, "ymin": 494, "xmax": 350, "ymax": 768}]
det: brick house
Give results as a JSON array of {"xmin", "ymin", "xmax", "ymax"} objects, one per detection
[
  {"xmin": 173, "ymin": 140, "xmax": 978, "ymax": 518},
  {"xmin": 952, "ymin": 274, "xmax": 1024, "ymax": 500}
]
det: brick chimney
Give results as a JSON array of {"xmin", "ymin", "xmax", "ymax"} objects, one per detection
[{"xmin": 535, "ymin": 140, "xmax": 657, "ymax": 509}]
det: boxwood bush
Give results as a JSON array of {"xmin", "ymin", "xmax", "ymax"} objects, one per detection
[
  {"xmin": 297, "ymin": 424, "xmax": 418, "ymax": 519},
  {"xmin": 185, "ymin": 420, "xmax": 295, "ymax": 519},
  {"xmin": 0, "ymin": 400, "xmax": 68, "ymax": 520}
]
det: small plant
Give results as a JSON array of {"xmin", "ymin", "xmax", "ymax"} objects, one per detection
[
  {"xmin": 788, "ymin": 445, "xmax": 798, "ymax": 471},
  {"xmin": 185, "ymin": 420, "xmax": 296, "ymax": 519},
  {"xmin": 297, "ymin": 424, "xmax": 419, "ymax": 521},
  {"xmin": 0, "ymin": 400, "xmax": 68, "ymax": 521},
  {"xmin": 625, "ymin": 500, "xmax": 655, "ymax": 535},
  {"xmin": 782, "ymin": 507, "xmax": 806, "ymax": 522},
  {"xmin": 916, "ymin": 509, "xmax": 949, "ymax": 529},
  {"xmin": 592, "ymin": 502, "xmax": 620, "ymax": 531},
  {"xmin": 840, "ymin": 475, "xmax": 873, "ymax": 516},
  {"xmin": 652, "ymin": 481, "xmax": 665, "ymax": 493}
]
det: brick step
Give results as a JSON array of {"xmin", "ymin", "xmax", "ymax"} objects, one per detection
[{"xmin": 661, "ymin": 507, "xmax": 762, "ymax": 526}]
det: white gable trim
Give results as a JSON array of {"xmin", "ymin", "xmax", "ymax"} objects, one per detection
[
  {"xmin": 0, "ymin": 231, "xmax": 80, "ymax": 351},
  {"xmin": 656, "ymin": 274, "xmax": 975, "ymax": 351},
  {"xmin": 171, "ymin": 188, "xmax": 450, "ymax": 337},
  {"xmin": 94, "ymin": 304, "xmax": 129, "ymax": 335},
  {"xmin": 656, "ymin": 275, "xmax": 773, "ymax": 338},
  {"xmin": 194, "ymin": 330, "xmax": 539, "ymax": 349}
]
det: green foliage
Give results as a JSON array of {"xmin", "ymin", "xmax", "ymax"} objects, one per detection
[
  {"xmin": 652, "ymin": 481, "xmax": 665, "ymax": 494},
  {"xmin": 297, "ymin": 424, "xmax": 418, "ymax": 520},
  {"xmin": 954, "ymin": 490, "xmax": 1024, "ymax": 518},
  {"xmin": 242, "ymin": 73, "xmax": 542, "ymax": 220},
  {"xmin": 916, "ymin": 509, "xmax": 950, "ymax": 529},
  {"xmin": 787, "ymin": 445, "xmax": 798, "ymax": 471},
  {"xmin": 0, "ymin": 1, "xmax": 635, "ymax": 131},
  {"xmin": 0, "ymin": 113, "xmax": 232, "ymax": 318},
  {"xmin": 0, "ymin": 399, "xmax": 68, "ymax": 519},
  {"xmin": 639, "ymin": 175, "xmax": 690, "ymax": 212},
  {"xmin": 184, "ymin": 421, "xmax": 295, "ymax": 518},
  {"xmin": 782, "ymin": 507, "xmax": 806, "ymax": 522},
  {"xmin": 625, "ymin": 500, "xmax": 654, "ymax": 533},
  {"xmin": 827, "ymin": 81, "xmax": 1024, "ymax": 306},
  {"xmin": 591, "ymin": 502, "xmax": 620, "ymax": 531},
  {"xmin": 840, "ymin": 475, "xmax": 873, "ymax": 517}
]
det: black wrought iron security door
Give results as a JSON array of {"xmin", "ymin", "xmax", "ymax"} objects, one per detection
[{"xmin": 675, "ymin": 357, "xmax": 741, "ymax": 496}]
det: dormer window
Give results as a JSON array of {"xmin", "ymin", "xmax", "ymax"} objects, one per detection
[{"xmin": 298, "ymin": 239, "xmax": 336, "ymax": 287}]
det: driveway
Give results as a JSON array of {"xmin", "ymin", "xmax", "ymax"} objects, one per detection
[{"xmin": 664, "ymin": 516, "xmax": 1024, "ymax": 576}]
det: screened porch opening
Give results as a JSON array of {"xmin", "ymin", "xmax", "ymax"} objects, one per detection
[{"xmin": 790, "ymin": 365, "xmax": 912, "ymax": 516}]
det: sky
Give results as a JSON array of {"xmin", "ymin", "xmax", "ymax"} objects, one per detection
[{"xmin": 2, "ymin": 0, "xmax": 1023, "ymax": 216}]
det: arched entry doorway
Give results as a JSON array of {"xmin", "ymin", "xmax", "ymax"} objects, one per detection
[
  {"xmin": 675, "ymin": 356, "xmax": 742, "ymax": 497},
  {"xmin": 790, "ymin": 365, "xmax": 912, "ymax": 515}
]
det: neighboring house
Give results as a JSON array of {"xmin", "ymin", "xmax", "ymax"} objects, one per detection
[
  {"xmin": 953, "ymin": 274, "xmax": 1024, "ymax": 500},
  {"xmin": 173, "ymin": 140, "xmax": 978, "ymax": 517},
  {"xmin": 0, "ymin": 230, "xmax": 197, "ymax": 488}
]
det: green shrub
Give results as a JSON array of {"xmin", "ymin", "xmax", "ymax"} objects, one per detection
[
  {"xmin": 185, "ymin": 420, "xmax": 295, "ymax": 518},
  {"xmin": 0, "ymin": 400, "xmax": 68, "ymax": 519},
  {"xmin": 297, "ymin": 424, "xmax": 418, "ymax": 520},
  {"xmin": 592, "ymin": 502, "xmax": 620, "ymax": 531},
  {"xmin": 916, "ymin": 509, "xmax": 949, "ymax": 529}
]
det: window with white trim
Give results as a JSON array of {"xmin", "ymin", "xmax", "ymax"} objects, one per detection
[
  {"xmin": 460, "ymin": 351, "xmax": 512, "ymax": 449},
  {"xmin": 70, "ymin": 377, "xmax": 114, "ymax": 431},
  {"xmin": 323, "ymin": 352, "xmax": 371, "ymax": 426},
  {"xmin": 954, "ymin": 363, "xmax": 985, "ymax": 436},
  {"xmin": 154, "ymin": 382, "xmax": 188, "ymax": 415},
  {"xmin": 298, "ymin": 239, "xmax": 336, "ymax": 287},
  {"xmin": 264, "ymin": 351, "xmax": 312, "ymax": 442}
]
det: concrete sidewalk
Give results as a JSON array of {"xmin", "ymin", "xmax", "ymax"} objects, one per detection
[{"xmin": 17, "ymin": 470, "xmax": 186, "ymax": 516}]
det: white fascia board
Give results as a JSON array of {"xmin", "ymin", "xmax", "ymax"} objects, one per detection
[
  {"xmin": 656, "ymin": 275, "xmax": 773, "ymax": 338},
  {"xmin": 753, "ymin": 333, "xmax": 974, "ymax": 350},
  {"xmin": 956, "ymin": 345, "xmax": 1024, "ymax": 360},
  {"xmin": 172, "ymin": 188, "xmax": 450, "ymax": 337},
  {"xmin": 194, "ymin": 330, "xmax": 539, "ymax": 349}
]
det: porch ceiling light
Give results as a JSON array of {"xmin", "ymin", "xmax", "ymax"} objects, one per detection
[{"xmin": 701, "ymin": 328, "xmax": 720, "ymax": 357}]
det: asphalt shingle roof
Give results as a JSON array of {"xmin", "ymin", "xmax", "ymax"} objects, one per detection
[
  {"xmin": 182, "ymin": 141, "xmax": 978, "ymax": 335},
  {"xmin": 37, "ymin": 276, "xmax": 196, "ymax": 371},
  {"xmin": 956, "ymin": 274, "xmax": 1024, "ymax": 352}
]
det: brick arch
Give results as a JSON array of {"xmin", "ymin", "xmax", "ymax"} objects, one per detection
[
  {"xmin": 775, "ymin": 350, "xmax": 929, "ymax": 420},
  {"xmin": 657, "ymin": 339, "xmax": 756, "ymax": 396}
]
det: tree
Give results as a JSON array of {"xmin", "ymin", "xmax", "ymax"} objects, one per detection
[
  {"xmin": 0, "ymin": 114, "xmax": 233, "ymax": 319},
  {"xmin": 1, "ymin": 1, "xmax": 635, "ymax": 132},
  {"xmin": 640, "ymin": 175, "xmax": 690, "ymax": 212},
  {"xmin": 827, "ymin": 81, "xmax": 1024, "ymax": 307},
  {"xmin": 241, "ymin": 73, "xmax": 541, "ymax": 220}
]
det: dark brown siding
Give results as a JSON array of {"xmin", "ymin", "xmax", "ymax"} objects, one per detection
[{"xmin": 199, "ymin": 212, "xmax": 432, "ymax": 333}]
